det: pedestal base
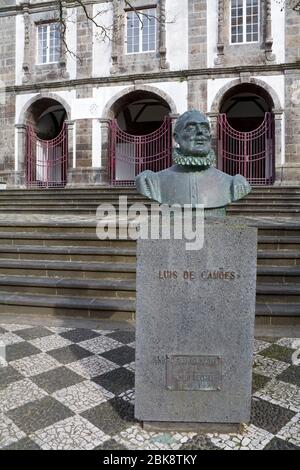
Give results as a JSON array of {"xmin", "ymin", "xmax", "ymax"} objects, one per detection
[{"xmin": 142, "ymin": 421, "xmax": 244, "ymax": 433}]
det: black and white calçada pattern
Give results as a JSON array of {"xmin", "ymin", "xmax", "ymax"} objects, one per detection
[{"xmin": 0, "ymin": 323, "xmax": 299, "ymax": 450}]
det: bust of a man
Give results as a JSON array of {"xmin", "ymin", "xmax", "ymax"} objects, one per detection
[{"xmin": 136, "ymin": 110, "xmax": 251, "ymax": 209}]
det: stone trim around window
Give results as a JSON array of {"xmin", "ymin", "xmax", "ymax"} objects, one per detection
[
  {"xmin": 215, "ymin": 0, "xmax": 275, "ymax": 66},
  {"xmin": 21, "ymin": 3, "xmax": 68, "ymax": 84},
  {"xmin": 110, "ymin": 0, "xmax": 168, "ymax": 75}
]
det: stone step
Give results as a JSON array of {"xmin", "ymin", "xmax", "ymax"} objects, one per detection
[
  {"xmin": 0, "ymin": 223, "xmax": 100, "ymax": 234},
  {"xmin": 0, "ymin": 259, "xmax": 136, "ymax": 280},
  {"xmin": 250, "ymin": 187, "xmax": 300, "ymax": 193},
  {"xmin": 255, "ymin": 226, "xmax": 300, "ymax": 237},
  {"xmin": 257, "ymin": 266, "xmax": 300, "ymax": 283},
  {"xmin": 0, "ymin": 219, "xmax": 299, "ymax": 233},
  {"xmin": 0, "ymin": 233, "xmax": 297, "ymax": 249},
  {"xmin": 0, "ymin": 244, "xmax": 136, "ymax": 263},
  {"xmin": 257, "ymin": 250, "xmax": 300, "ymax": 266},
  {"xmin": 258, "ymin": 236, "xmax": 300, "ymax": 250},
  {"xmin": 0, "ymin": 245, "xmax": 297, "ymax": 265},
  {"xmin": 0, "ymin": 188, "xmax": 138, "ymax": 195},
  {"xmin": 0, "ymin": 274, "xmax": 298, "ymax": 303},
  {"xmin": 0, "ymin": 232, "xmax": 136, "ymax": 248},
  {"xmin": 257, "ymin": 283, "xmax": 300, "ymax": 303},
  {"xmin": 0, "ymin": 207, "xmax": 101, "ymax": 214},
  {"xmin": 0, "ymin": 289, "xmax": 296, "ymax": 320},
  {"xmin": 255, "ymin": 302, "xmax": 300, "ymax": 317},
  {"xmin": 0, "ymin": 194, "xmax": 147, "ymax": 202},
  {"xmin": 238, "ymin": 195, "xmax": 300, "ymax": 200},
  {"xmin": 231, "ymin": 202, "xmax": 300, "ymax": 208},
  {"xmin": 0, "ymin": 292, "xmax": 135, "ymax": 321},
  {"xmin": 232, "ymin": 203, "xmax": 300, "ymax": 209},
  {"xmin": 0, "ymin": 200, "xmax": 148, "ymax": 207},
  {"xmin": 228, "ymin": 207, "xmax": 300, "ymax": 216},
  {"xmin": 0, "ymin": 276, "xmax": 135, "ymax": 299}
]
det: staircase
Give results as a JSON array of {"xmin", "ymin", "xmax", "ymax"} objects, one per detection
[
  {"xmin": 228, "ymin": 186, "xmax": 300, "ymax": 218},
  {"xmin": 0, "ymin": 186, "xmax": 298, "ymax": 324}
]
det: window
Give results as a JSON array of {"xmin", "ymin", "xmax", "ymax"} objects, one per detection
[
  {"xmin": 231, "ymin": 0, "xmax": 259, "ymax": 44},
  {"xmin": 37, "ymin": 23, "xmax": 61, "ymax": 64},
  {"xmin": 126, "ymin": 8, "xmax": 157, "ymax": 54}
]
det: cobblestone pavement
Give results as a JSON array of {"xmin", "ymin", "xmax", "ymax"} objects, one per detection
[{"xmin": 0, "ymin": 322, "xmax": 299, "ymax": 450}]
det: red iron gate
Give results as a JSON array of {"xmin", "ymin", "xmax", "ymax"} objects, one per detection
[
  {"xmin": 218, "ymin": 112, "xmax": 275, "ymax": 185},
  {"xmin": 26, "ymin": 124, "xmax": 68, "ymax": 188},
  {"xmin": 108, "ymin": 117, "xmax": 173, "ymax": 186}
]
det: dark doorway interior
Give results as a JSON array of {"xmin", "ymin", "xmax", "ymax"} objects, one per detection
[
  {"xmin": 220, "ymin": 83, "xmax": 273, "ymax": 132},
  {"xmin": 114, "ymin": 91, "xmax": 170, "ymax": 135},
  {"xmin": 27, "ymin": 98, "xmax": 67, "ymax": 140}
]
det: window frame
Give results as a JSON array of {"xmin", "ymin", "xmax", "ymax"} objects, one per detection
[
  {"xmin": 125, "ymin": 7, "xmax": 157, "ymax": 55},
  {"xmin": 229, "ymin": 0, "xmax": 260, "ymax": 45},
  {"xmin": 36, "ymin": 22, "xmax": 61, "ymax": 65}
]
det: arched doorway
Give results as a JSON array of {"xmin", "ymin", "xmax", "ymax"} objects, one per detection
[
  {"xmin": 217, "ymin": 84, "xmax": 275, "ymax": 185},
  {"xmin": 25, "ymin": 98, "xmax": 68, "ymax": 188},
  {"xmin": 108, "ymin": 90, "xmax": 173, "ymax": 186}
]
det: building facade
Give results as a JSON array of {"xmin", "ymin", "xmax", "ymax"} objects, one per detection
[{"xmin": 0, "ymin": 0, "xmax": 299, "ymax": 188}]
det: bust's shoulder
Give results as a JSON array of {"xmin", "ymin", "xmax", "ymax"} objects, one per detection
[
  {"xmin": 136, "ymin": 170, "xmax": 160, "ymax": 200},
  {"xmin": 205, "ymin": 167, "xmax": 233, "ymax": 183},
  {"xmin": 231, "ymin": 174, "xmax": 252, "ymax": 201},
  {"xmin": 136, "ymin": 170, "xmax": 155, "ymax": 183}
]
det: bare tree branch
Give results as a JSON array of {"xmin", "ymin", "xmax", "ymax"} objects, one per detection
[
  {"xmin": 54, "ymin": 0, "xmax": 164, "ymax": 62},
  {"xmin": 275, "ymin": 0, "xmax": 300, "ymax": 12}
]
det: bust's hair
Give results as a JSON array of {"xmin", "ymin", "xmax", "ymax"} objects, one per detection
[{"xmin": 174, "ymin": 110, "xmax": 211, "ymax": 136}]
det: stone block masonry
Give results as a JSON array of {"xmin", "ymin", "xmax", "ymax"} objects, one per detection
[
  {"xmin": 0, "ymin": 15, "xmax": 16, "ymax": 86},
  {"xmin": 188, "ymin": 0, "xmax": 207, "ymax": 69},
  {"xmin": 75, "ymin": 119, "xmax": 93, "ymax": 169},
  {"xmin": 285, "ymin": 7, "xmax": 300, "ymax": 63}
]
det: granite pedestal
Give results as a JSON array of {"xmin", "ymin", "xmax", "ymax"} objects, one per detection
[{"xmin": 135, "ymin": 218, "xmax": 257, "ymax": 429}]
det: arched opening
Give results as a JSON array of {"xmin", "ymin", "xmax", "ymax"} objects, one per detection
[
  {"xmin": 108, "ymin": 91, "xmax": 173, "ymax": 186},
  {"xmin": 25, "ymin": 98, "xmax": 68, "ymax": 188},
  {"xmin": 220, "ymin": 83, "xmax": 273, "ymax": 132},
  {"xmin": 218, "ymin": 84, "xmax": 275, "ymax": 185},
  {"xmin": 113, "ymin": 90, "xmax": 171, "ymax": 135}
]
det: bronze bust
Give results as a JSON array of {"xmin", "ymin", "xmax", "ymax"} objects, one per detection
[{"xmin": 136, "ymin": 110, "xmax": 251, "ymax": 209}]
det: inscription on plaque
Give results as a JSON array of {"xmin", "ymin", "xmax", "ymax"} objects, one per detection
[{"xmin": 166, "ymin": 355, "xmax": 222, "ymax": 391}]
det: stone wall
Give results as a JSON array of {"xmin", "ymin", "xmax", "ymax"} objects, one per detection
[
  {"xmin": 188, "ymin": 0, "xmax": 207, "ymax": 69},
  {"xmin": 0, "ymin": 92, "xmax": 16, "ymax": 181},
  {"xmin": 76, "ymin": 4, "xmax": 93, "ymax": 79},
  {"xmin": 285, "ymin": 7, "xmax": 300, "ymax": 63},
  {"xmin": 188, "ymin": 77, "xmax": 207, "ymax": 112},
  {"xmin": 282, "ymin": 70, "xmax": 300, "ymax": 182},
  {"xmin": 75, "ymin": 118, "xmax": 93, "ymax": 168},
  {"xmin": 0, "ymin": 13, "xmax": 16, "ymax": 182},
  {"xmin": 0, "ymin": 15, "xmax": 16, "ymax": 85}
]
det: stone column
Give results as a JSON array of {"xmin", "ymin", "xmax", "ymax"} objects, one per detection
[
  {"xmin": 16, "ymin": 124, "xmax": 26, "ymax": 173},
  {"xmin": 98, "ymin": 119, "xmax": 111, "ymax": 185},
  {"xmin": 65, "ymin": 120, "xmax": 75, "ymax": 171},
  {"xmin": 159, "ymin": 0, "xmax": 169, "ymax": 69},
  {"xmin": 265, "ymin": 0, "xmax": 275, "ymax": 62},
  {"xmin": 22, "ymin": 3, "xmax": 31, "ymax": 83},
  {"xmin": 207, "ymin": 113, "xmax": 219, "ymax": 168},
  {"xmin": 59, "ymin": 2, "xmax": 68, "ymax": 79},
  {"xmin": 273, "ymin": 111, "xmax": 283, "ymax": 184},
  {"xmin": 7, "ymin": 124, "xmax": 27, "ymax": 188},
  {"xmin": 215, "ymin": 0, "xmax": 225, "ymax": 65},
  {"xmin": 110, "ymin": 0, "xmax": 120, "ymax": 74},
  {"xmin": 169, "ymin": 113, "xmax": 179, "ymax": 151}
]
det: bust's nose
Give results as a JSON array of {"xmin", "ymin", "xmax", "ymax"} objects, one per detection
[{"xmin": 195, "ymin": 124, "xmax": 204, "ymax": 135}]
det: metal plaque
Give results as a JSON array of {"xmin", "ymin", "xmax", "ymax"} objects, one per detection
[{"xmin": 166, "ymin": 355, "xmax": 222, "ymax": 391}]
